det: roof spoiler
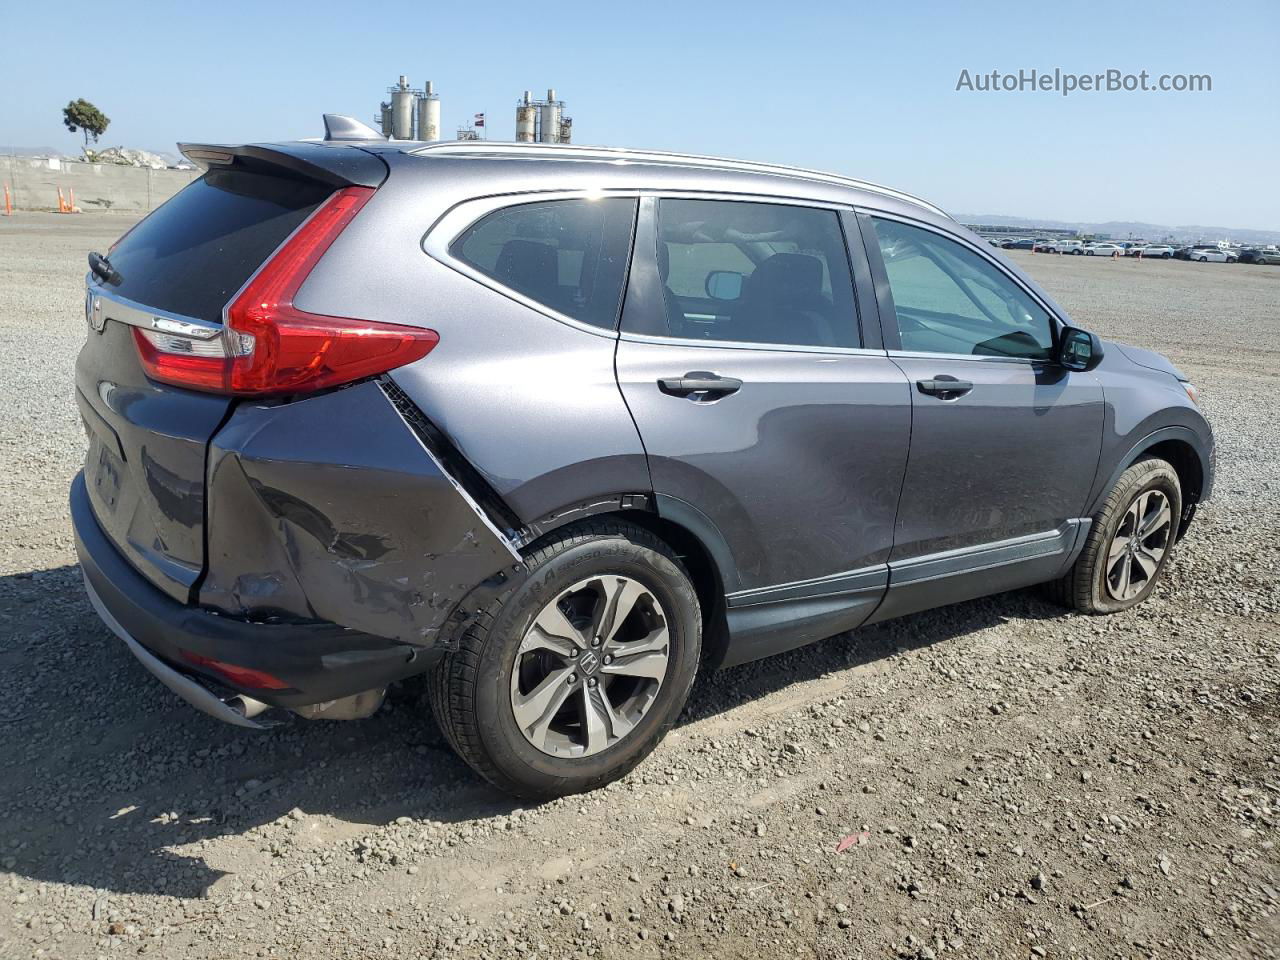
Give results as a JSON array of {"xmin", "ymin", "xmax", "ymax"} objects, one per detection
[{"xmin": 177, "ymin": 140, "xmax": 387, "ymax": 188}]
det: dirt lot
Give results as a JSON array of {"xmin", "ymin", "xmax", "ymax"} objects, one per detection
[{"xmin": 0, "ymin": 213, "xmax": 1277, "ymax": 960}]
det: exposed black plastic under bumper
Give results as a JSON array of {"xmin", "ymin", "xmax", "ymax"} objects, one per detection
[{"xmin": 72, "ymin": 472, "xmax": 437, "ymax": 710}]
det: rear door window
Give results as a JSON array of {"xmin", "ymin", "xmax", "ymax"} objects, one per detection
[
  {"xmin": 105, "ymin": 170, "xmax": 332, "ymax": 323},
  {"xmin": 654, "ymin": 199, "xmax": 859, "ymax": 348},
  {"xmin": 451, "ymin": 198, "xmax": 637, "ymax": 330}
]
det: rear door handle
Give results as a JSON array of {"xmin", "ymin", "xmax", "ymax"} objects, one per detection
[
  {"xmin": 657, "ymin": 372, "xmax": 743, "ymax": 398},
  {"xmin": 916, "ymin": 377, "xmax": 974, "ymax": 398}
]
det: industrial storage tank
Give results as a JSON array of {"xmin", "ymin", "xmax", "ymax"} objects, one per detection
[
  {"xmin": 539, "ymin": 88, "xmax": 561, "ymax": 143},
  {"xmin": 391, "ymin": 76, "xmax": 416, "ymax": 140},
  {"xmin": 417, "ymin": 80, "xmax": 441, "ymax": 142},
  {"xmin": 558, "ymin": 116, "xmax": 573, "ymax": 144},
  {"xmin": 379, "ymin": 102, "xmax": 392, "ymax": 137},
  {"xmin": 515, "ymin": 91, "xmax": 537, "ymax": 143}
]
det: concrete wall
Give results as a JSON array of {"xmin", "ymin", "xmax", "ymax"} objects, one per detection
[{"xmin": 0, "ymin": 155, "xmax": 198, "ymax": 213}]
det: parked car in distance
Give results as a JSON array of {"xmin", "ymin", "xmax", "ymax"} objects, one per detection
[
  {"xmin": 1055, "ymin": 240, "xmax": 1084, "ymax": 255},
  {"xmin": 1139, "ymin": 245, "xmax": 1175, "ymax": 259},
  {"xmin": 1190, "ymin": 248, "xmax": 1238, "ymax": 263},
  {"xmin": 1084, "ymin": 243, "xmax": 1125, "ymax": 256},
  {"xmin": 1174, "ymin": 245, "xmax": 1217, "ymax": 260},
  {"xmin": 1032, "ymin": 240, "xmax": 1058, "ymax": 253},
  {"xmin": 72, "ymin": 120, "xmax": 1215, "ymax": 798},
  {"xmin": 1239, "ymin": 248, "xmax": 1280, "ymax": 265},
  {"xmin": 1002, "ymin": 238, "xmax": 1035, "ymax": 250}
]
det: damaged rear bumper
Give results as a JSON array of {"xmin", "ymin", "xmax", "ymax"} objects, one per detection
[
  {"xmin": 73, "ymin": 379, "xmax": 523, "ymax": 716},
  {"xmin": 76, "ymin": 471, "xmax": 435, "ymax": 711},
  {"xmin": 73, "ymin": 471, "xmax": 433, "ymax": 710}
]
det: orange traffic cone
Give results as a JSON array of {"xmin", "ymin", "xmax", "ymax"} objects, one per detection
[{"xmin": 3, "ymin": 183, "xmax": 11, "ymax": 216}]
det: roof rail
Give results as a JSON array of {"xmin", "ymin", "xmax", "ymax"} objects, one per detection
[{"xmin": 407, "ymin": 141, "xmax": 950, "ymax": 219}]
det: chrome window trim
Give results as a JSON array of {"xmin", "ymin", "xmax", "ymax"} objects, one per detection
[
  {"xmin": 885, "ymin": 349, "xmax": 1044, "ymax": 365},
  {"xmin": 422, "ymin": 190, "xmax": 642, "ymax": 340},
  {"xmin": 620, "ymin": 330, "xmax": 886, "ymax": 357},
  {"xmin": 84, "ymin": 278, "xmax": 223, "ymax": 339}
]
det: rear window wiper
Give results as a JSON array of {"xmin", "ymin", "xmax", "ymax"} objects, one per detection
[{"xmin": 88, "ymin": 251, "xmax": 122, "ymax": 286}]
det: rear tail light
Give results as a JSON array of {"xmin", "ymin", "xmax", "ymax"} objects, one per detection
[{"xmin": 134, "ymin": 185, "xmax": 438, "ymax": 396}]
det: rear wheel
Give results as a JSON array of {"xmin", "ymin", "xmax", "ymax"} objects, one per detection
[
  {"xmin": 1047, "ymin": 459, "xmax": 1181, "ymax": 614},
  {"xmin": 430, "ymin": 520, "xmax": 701, "ymax": 799}
]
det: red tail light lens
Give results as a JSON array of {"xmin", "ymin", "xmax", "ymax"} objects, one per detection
[
  {"xmin": 180, "ymin": 651, "xmax": 291, "ymax": 691},
  {"xmin": 133, "ymin": 325, "xmax": 236, "ymax": 392},
  {"xmin": 134, "ymin": 185, "xmax": 439, "ymax": 396}
]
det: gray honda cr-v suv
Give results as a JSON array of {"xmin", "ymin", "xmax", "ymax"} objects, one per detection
[{"xmin": 72, "ymin": 117, "xmax": 1214, "ymax": 798}]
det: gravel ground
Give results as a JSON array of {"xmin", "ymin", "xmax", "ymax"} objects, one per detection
[{"xmin": 0, "ymin": 213, "xmax": 1277, "ymax": 960}]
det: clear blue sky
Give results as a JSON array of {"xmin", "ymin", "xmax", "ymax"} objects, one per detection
[{"xmin": 3, "ymin": 0, "xmax": 1276, "ymax": 229}]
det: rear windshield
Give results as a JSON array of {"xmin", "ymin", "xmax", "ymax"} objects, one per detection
[{"xmin": 104, "ymin": 169, "xmax": 332, "ymax": 322}]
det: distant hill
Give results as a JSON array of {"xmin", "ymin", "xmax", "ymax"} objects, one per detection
[
  {"xmin": 957, "ymin": 213, "xmax": 1280, "ymax": 246},
  {"xmin": 1, "ymin": 146, "xmax": 66, "ymax": 158}
]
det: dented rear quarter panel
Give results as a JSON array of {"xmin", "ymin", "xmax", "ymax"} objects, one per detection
[{"xmin": 200, "ymin": 380, "xmax": 519, "ymax": 645}]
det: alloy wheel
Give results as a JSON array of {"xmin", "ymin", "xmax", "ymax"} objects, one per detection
[
  {"xmin": 1104, "ymin": 489, "xmax": 1173, "ymax": 601},
  {"xmin": 509, "ymin": 575, "xmax": 670, "ymax": 758}
]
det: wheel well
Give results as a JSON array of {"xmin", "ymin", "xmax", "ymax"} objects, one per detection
[
  {"xmin": 594, "ymin": 510, "xmax": 732, "ymax": 670},
  {"xmin": 1137, "ymin": 438, "xmax": 1203, "ymax": 536}
]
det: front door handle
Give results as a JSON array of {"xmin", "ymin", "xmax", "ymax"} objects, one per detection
[
  {"xmin": 916, "ymin": 376, "xmax": 974, "ymax": 399},
  {"xmin": 657, "ymin": 372, "xmax": 743, "ymax": 399}
]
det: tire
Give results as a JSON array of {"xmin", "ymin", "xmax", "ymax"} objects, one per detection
[
  {"xmin": 1046, "ymin": 459, "xmax": 1182, "ymax": 614},
  {"xmin": 429, "ymin": 519, "xmax": 702, "ymax": 799},
  {"xmin": 1162, "ymin": 252, "xmax": 1172, "ymax": 259}
]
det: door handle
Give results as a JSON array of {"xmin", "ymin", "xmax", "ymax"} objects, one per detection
[
  {"xmin": 657, "ymin": 372, "xmax": 743, "ymax": 398},
  {"xmin": 916, "ymin": 377, "xmax": 974, "ymax": 398}
]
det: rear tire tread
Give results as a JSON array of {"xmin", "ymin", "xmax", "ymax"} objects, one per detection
[{"xmin": 430, "ymin": 519, "xmax": 696, "ymax": 799}]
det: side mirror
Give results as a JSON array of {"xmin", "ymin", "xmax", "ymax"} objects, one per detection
[
  {"xmin": 705, "ymin": 270, "xmax": 743, "ymax": 301},
  {"xmin": 1058, "ymin": 326, "xmax": 1104, "ymax": 371}
]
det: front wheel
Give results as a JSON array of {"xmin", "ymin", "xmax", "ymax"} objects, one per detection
[
  {"xmin": 430, "ymin": 520, "xmax": 702, "ymax": 799},
  {"xmin": 1046, "ymin": 459, "xmax": 1182, "ymax": 614}
]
